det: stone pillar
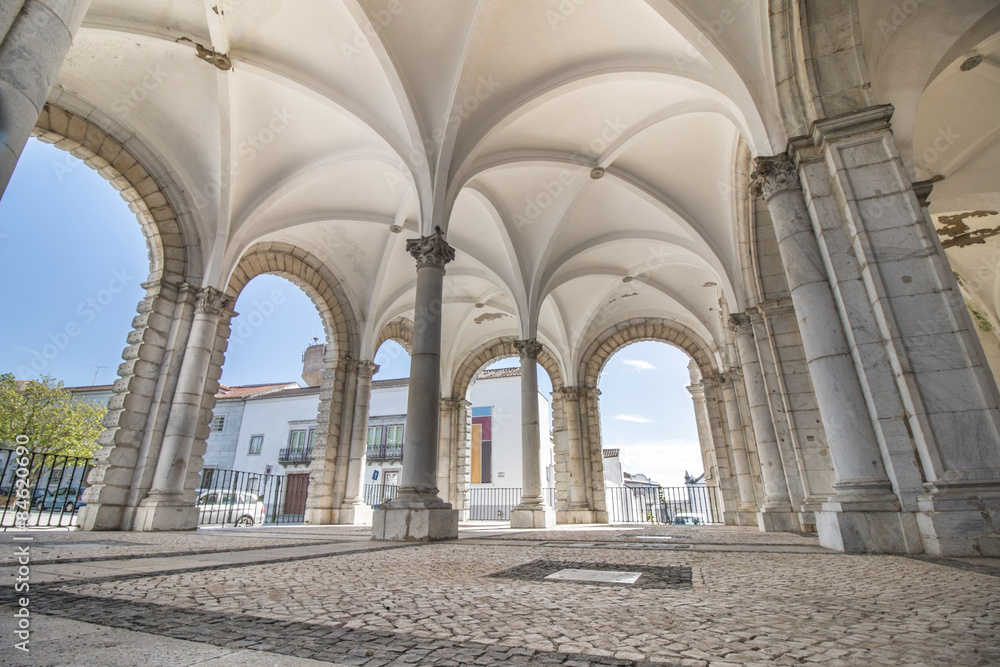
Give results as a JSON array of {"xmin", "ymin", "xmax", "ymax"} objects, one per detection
[
  {"xmin": 305, "ymin": 355, "xmax": 351, "ymax": 525},
  {"xmin": 687, "ymin": 362, "xmax": 724, "ymax": 522},
  {"xmin": 701, "ymin": 377, "xmax": 737, "ymax": 524},
  {"xmin": 334, "ymin": 360, "xmax": 377, "ymax": 525},
  {"xmin": 79, "ymin": 280, "xmax": 193, "ymax": 531},
  {"xmin": 437, "ymin": 397, "xmax": 462, "ymax": 508},
  {"xmin": 445, "ymin": 397, "xmax": 472, "ymax": 520},
  {"xmin": 552, "ymin": 386, "xmax": 595, "ymax": 524},
  {"xmin": 510, "ymin": 339, "xmax": 556, "ymax": 529},
  {"xmin": 577, "ymin": 385, "xmax": 608, "ymax": 523},
  {"xmin": 373, "ymin": 229, "xmax": 458, "ymax": 541},
  {"xmin": 719, "ymin": 373, "xmax": 759, "ymax": 525},
  {"xmin": 731, "ymin": 312, "xmax": 798, "ymax": 532},
  {"xmin": 752, "ymin": 153, "xmax": 909, "ymax": 552},
  {"xmin": 133, "ymin": 287, "xmax": 233, "ymax": 531},
  {"xmin": 0, "ymin": 0, "xmax": 90, "ymax": 197}
]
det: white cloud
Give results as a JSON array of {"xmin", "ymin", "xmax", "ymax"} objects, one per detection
[
  {"xmin": 622, "ymin": 359, "xmax": 654, "ymax": 372},
  {"xmin": 615, "ymin": 414, "xmax": 654, "ymax": 423}
]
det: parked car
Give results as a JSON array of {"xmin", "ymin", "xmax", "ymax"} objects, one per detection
[
  {"xmin": 34, "ymin": 487, "xmax": 83, "ymax": 512},
  {"xmin": 672, "ymin": 513, "xmax": 707, "ymax": 525},
  {"xmin": 196, "ymin": 490, "xmax": 266, "ymax": 527}
]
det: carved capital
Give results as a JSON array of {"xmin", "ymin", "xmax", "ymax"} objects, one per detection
[
  {"xmin": 580, "ymin": 385, "xmax": 601, "ymax": 399},
  {"xmin": 514, "ymin": 338, "xmax": 544, "ymax": 360},
  {"xmin": 729, "ymin": 312, "xmax": 753, "ymax": 337},
  {"xmin": 406, "ymin": 228, "xmax": 455, "ymax": 269},
  {"xmin": 553, "ymin": 386, "xmax": 581, "ymax": 402},
  {"xmin": 750, "ymin": 154, "xmax": 800, "ymax": 201},
  {"xmin": 355, "ymin": 360, "xmax": 380, "ymax": 379},
  {"xmin": 194, "ymin": 286, "xmax": 234, "ymax": 316},
  {"xmin": 440, "ymin": 397, "xmax": 465, "ymax": 411}
]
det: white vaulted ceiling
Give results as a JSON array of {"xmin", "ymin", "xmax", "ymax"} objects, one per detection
[{"xmin": 54, "ymin": 0, "xmax": 782, "ymax": 384}]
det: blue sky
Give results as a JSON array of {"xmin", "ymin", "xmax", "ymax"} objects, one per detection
[{"xmin": 0, "ymin": 138, "xmax": 702, "ymax": 485}]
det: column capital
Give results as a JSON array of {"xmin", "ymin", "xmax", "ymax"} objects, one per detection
[
  {"xmin": 729, "ymin": 312, "xmax": 754, "ymax": 337},
  {"xmin": 440, "ymin": 397, "xmax": 467, "ymax": 411},
  {"xmin": 580, "ymin": 385, "xmax": 601, "ymax": 399},
  {"xmin": 194, "ymin": 286, "xmax": 234, "ymax": 315},
  {"xmin": 514, "ymin": 338, "xmax": 544, "ymax": 360},
  {"xmin": 750, "ymin": 154, "xmax": 800, "ymax": 201},
  {"xmin": 354, "ymin": 360, "xmax": 380, "ymax": 379},
  {"xmin": 406, "ymin": 227, "xmax": 455, "ymax": 269},
  {"xmin": 553, "ymin": 386, "xmax": 581, "ymax": 401}
]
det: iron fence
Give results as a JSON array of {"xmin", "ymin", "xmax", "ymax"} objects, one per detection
[
  {"xmin": 363, "ymin": 483, "xmax": 399, "ymax": 508},
  {"xmin": 0, "ymin": 447, "xmax": 92, "ymax": 530},
  {"xmin": 605, "ymin": 484, "xmax": 723, "ymax": 524},
  {"xmin": 467, "ymin": 487, "xmax": 557, "ymax": 521},
  {"xmin": 197, "ymin": 468, "xmax": 309, "ymax": 526}
]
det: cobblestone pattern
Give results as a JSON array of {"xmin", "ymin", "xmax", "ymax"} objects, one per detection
[
  {"xmin": 11, "ymin": 591, "xmax": 667, "ymax": 666},
  {"xmin": 489, "ymin": 559, "xmax": 693, "ymax": 590},
  {"xmin": 41, "ymin": 542, "xmax": 1000, "ymax": 665}
]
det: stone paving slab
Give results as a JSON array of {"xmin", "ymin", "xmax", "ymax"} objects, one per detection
[{"xmin": 0, "ymin": 525, "xmax": 367, "ymax": 563}]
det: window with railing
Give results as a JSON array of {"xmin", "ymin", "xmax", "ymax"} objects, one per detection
[
  {"xmin": 366, "ymin": 423, "xmax": 404, "ymax": 460},
  {"xmin": 278, "ymin": 427, "xmax": 314, "ymax": 464}
]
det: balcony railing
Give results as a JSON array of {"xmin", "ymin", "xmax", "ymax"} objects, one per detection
[
  {"xmin": 366, "ymin": 444, "xmax": 403, "ymax": 461},
  {"xmin": 278, "ymin": 448, "xmax": 313, "ymax": 464}
]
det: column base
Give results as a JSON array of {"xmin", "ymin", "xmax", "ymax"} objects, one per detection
[
  {"xmin": 917, "ymin": 484, "xmax": 1000, "ymax": 557},
  {"xmin": 757, "ymin": 506, "xmax": 800, "ymax": 532},
  {"xmin": 372, "ymin": 505, "xmax": 458, "ymax": 541},
  {"xmin": 133, "ymin": 494, "xmax": 198, "ymax": 531},
  {"xmin": 77, "ymin": 502, "xmax": 126, "ymax": 531},
  {"xmin": 556, "ymin": 509, "xmax": 598, "ymax": 524},
  {"xmin": 331, "ymin": 501, "xmax": 373, "ymax": 526},
  {"xmin": 304, "ymin": 507, "xmax": 333, "ymax": 525},
  {"xmin": 510, "ymin": 504, "xmax": 556, "ymax": 529},
  {"xmin": 816, "ymin": 497, "xmax": 922, "ymax": 554},
  {"xmin": 736, "ymin": 510, "xmax": 758, "ymax": 526}
]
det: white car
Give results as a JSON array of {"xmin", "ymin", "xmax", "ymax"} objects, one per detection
[{"xmin": 196, "ymin": 490, "xmax": 266, "ymax": 527}]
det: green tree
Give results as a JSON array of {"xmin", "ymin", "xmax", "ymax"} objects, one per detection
[{"xmin": 0, "ymin": 374, "xmax": 106, "ymax": 457}]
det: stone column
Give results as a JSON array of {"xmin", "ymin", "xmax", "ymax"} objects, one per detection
[
  {"xmin": 133, "ymin": 287, "xmax": 233, "ymax": 531},
  {"xmin": 335, "ymin": 360, "xmax": 377, "ymax": 525},
  {"xmin": 373, "ymin": 229, "xmax": 458, "ymax": 541},
  {"xmin": 701, "ymin": 377, "xmax": 737, "ymax": 524},
  {"xmin": 305, "ymin": 355, "xmax": 351, "ymax": 525},
  {"xmin": 510, "ymin": 339, "xmax": 556, "ymax": 528},
  {"xmin": 730, "ymin": 312, "xmax": 798, "ymax": 531},
  {"xmin": 577, "ymin": 385, "xmax": 608, "ymax": 522},
  {"xmin": 686, "ymin": 362, "xmax": 724, "ymax": 519},
  {"xmin": 0, "ymin": 0, "xmax": 90, "ymax": 196},
  {"xmin": 437, "ymin": 397, "xmax": 463, "ymax": 508},
  {"xmin": 752, "ymin": 154, "xmax": 905, "ymax": 551},
  {"xmin": 553, "ymin": 386, "xmax": 595, "ymax": 524},
  {"xmin": 719, "ymin": 373, "xmax": 759, "ymax": 525}
]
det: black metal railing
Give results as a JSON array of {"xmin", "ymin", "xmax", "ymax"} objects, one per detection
[
  {"xmin": 277, "ymin": 447, "xmax": 313, "ymax": 464},
  {"xmin": 197, "ymin": 468, "xmax": 309, "ymax": 526},
  {"xmin": 467, "ymin": 487, "xmax": 557, "ymax": 521},
  {"xmin": 363, "ymin": 483, "xmax": 399, "ymax": 508},
  {"xmin": 366, "ymin": 444, "xmax": 404, "ymax": 461},
  {"xmin": 0, "ymin": 447, "xmax": 92, "ymax": 530},
  {"xmin": 605, "ymin": 484, "xmax": 723, "ymax": 524}
]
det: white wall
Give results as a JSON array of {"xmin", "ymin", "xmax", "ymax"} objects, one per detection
[{"xmin": 231, "ymin": 393, "xmax": 320, "ymax": 476}]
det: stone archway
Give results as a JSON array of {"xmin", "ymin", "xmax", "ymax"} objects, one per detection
[
  {"xmin": 574, "ymin": 318, "xmax": 726, "ymax": 526},
  {"xmin": 37, "ymin": 105, "xmax": 205, "ymax": 531},
  {"xmin": 443, "ymin": 337, "xmax": 563, "ymax": 518},
  {"xmin": 224, "ymin": 243, "xmax": 363, "ymax": 524},
  {"xmin": 375, "ymin": 317, "xmax": 414, "ymax": 354}
]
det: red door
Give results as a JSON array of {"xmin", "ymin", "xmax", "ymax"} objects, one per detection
[{"xmin": 284, "ymin": 473, "xmax": 310, "ymax": 515}]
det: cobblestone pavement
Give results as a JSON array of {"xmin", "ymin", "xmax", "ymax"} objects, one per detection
[{"xmin": 1, "ymin": 525, "xmax": 998, "ymax": 666}]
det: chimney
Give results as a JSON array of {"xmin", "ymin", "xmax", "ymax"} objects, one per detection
[{"xmin": 301, "ymin": 344, "xmax": 325, "ymax": 387}]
